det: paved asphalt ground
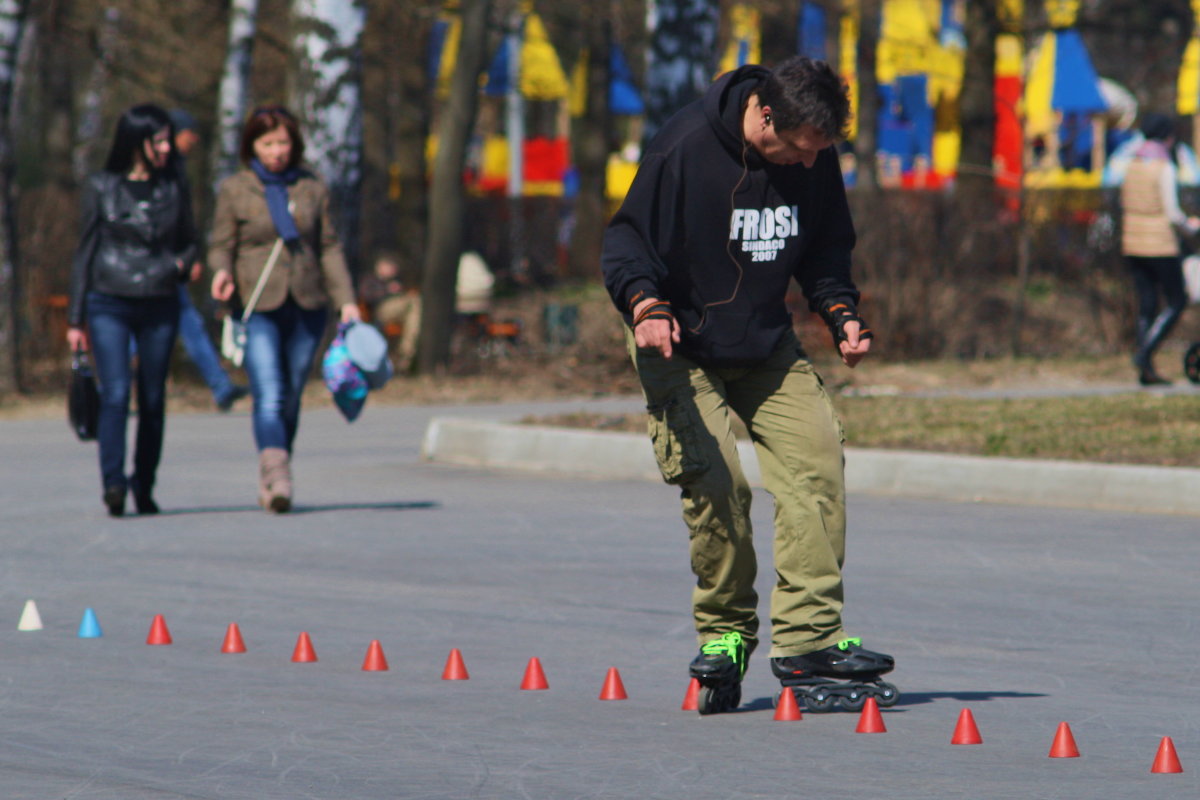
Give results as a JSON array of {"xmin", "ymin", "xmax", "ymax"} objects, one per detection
[{"xmin": 3, "ymin": 398, "xmax": 1198, "ymax": 799}]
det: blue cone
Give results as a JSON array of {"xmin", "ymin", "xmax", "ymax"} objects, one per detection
[{"xmin": 78, "ymin": 607, "xmax": 102, "ymax": 638}]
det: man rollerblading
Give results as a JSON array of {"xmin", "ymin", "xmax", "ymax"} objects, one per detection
[{"xmin": 602, "ymin": 56, "xmax": 898, "ymax": 713}]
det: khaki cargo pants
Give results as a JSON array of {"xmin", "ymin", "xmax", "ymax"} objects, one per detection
[{"xmin": 626, "ymin": 328, "xmax": 848, "ymax": 658}]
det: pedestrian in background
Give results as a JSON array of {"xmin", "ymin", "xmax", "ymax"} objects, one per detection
[
  {"xmin": 208, "ymin": 105, "xmax": 358, "ymax": 512},
  {"xmin": 1120, "ymin": 112, "xmax": 1200, "ymax": 385},
  {"xmin": 167, "ymin": 108, "xmax": 248, "ymax": 411},
  {"xmin": 359, "ymin": 251, "xmax": 421, "ymax": 374},
  {"xmin": 66, "ymin": 104, "xmax": 197, "ymax": 517}
]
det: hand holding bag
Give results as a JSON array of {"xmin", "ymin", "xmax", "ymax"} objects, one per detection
[
  {"xmin": 68, "ymin": 348, "xmax": 99, "ymax": 442},
  {"xmin": 221, "ymin": 238, "xmax": 284, "ymax": 367},
  {"xmin": 322, "ymin": 322, "xmax": 370, "ymax": 423}
]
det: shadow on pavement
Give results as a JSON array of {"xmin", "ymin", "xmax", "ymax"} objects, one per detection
[
  {"xmin": 150, "ymin": 501, "xmax": 440, "ymax": 516},
  {"xmin": 895, "ymin": 690, "xmax": 1046, "ymax": 707},
  {"xmin": 737, "ymin": 689, "xmax": 1046, "ymax": 714}
]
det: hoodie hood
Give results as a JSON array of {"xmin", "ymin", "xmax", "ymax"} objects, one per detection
[{"xmin": 704, "ymin": 65, "xmax": 771, "ymax": 161}]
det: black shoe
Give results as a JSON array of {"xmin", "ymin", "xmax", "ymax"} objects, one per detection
[
  {"xmin": 133, "ymin": 492, "xmax": 159, "ymax": 515},
  {"xmin": 1138, "ymin": 367, "xmax": 1171, "ymax": 386},
  {"xmin": 770, "ymin": 638, "xmax": 895, "ymax": 682},
  {"xmin": 217, "ymin": 385, "xmax": 250, "ymax": 412},
  {"xmin": 130, "ymin": 477, "xmax": 159, "ymax": 515},
  {"xmin": 103, "ymin": 485, "xmax": 126, "ymax": 517}
]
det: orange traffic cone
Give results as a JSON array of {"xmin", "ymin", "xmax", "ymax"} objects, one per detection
[
  {"xmin": 1048, "ymin": 722, "xmax": 1080, "ymax": 758},
  {"xmin": 599, "ymin": 667, "xmax": 627, "ymax": 700},
  {"xmin": 681, "ymin": 678, "xmax": 700, "ymax": 711},
  {"xmin": 146, "ymin": 614, "xmax": 172, "ymax": 645},
  {"xmin": 220, "ymin": 622, "xmax": 247, "ymax": 654},
  {"xmin": 774, "ymin": 687, "xmax": 803, "ymax": 721},
  {"xmin": 951, "ymin": 708, "xmax": 983, "ymax": 745},
  {"xmin": 442, "ymin": 647, "xmax": 469, "ymax": 680},
  {"xmin": 362, "ymin": 639, "xmax": 389, "ymax": 671},
  {"xmin": 855, "ymin": 697, "xmax": 887, "ymax": 733},
  {"xmin": 520, "ymin": 657, "xmax": 549, "ymax": 690},
  {"xmin": 1151, "ymin": 736, "xmax": 1183, "ymax": 774},
  {"xmin": 291, "ymin": 631, "xmax": 317, "ymax": 663}
]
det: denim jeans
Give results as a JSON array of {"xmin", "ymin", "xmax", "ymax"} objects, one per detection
[
  {"xmin": 86, "ymin": 291, "xmax": 180, "ymax": 492},
  {"xmin": 176, "ymin": 284, "xmax": 238, "ymax": 404},
  {"xmin": 243, "ymin": 299, "xmax": 328, "ymax": 452}
]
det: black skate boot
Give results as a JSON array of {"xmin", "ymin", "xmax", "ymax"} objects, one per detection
[
  {"xmin": 770, "ymin": 637, "xmax": 898, "ymax": 713},
  {"xmin": 689, "ymin": 631, "xmax": 748, "ymax": 715}
]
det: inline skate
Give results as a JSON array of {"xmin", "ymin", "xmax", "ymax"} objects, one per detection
[
  {"xmin": 689, "ymin": 631, "xmax": 748, "ymax": 715},
  {"xmin": 770, "ymin": 637, "xmax": 898, "ymax": 713}
]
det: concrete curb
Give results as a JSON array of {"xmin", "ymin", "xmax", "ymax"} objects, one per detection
[{"xmin": 421, "ymin": 417, "xmax": 1200, "ymax": 516}]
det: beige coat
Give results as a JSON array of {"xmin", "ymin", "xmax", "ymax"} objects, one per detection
[
  {"xmin": 208, "ymin": 168, "xmax": 355, "ymax": 312},
  {"xmin": 1121, "ymin": 159, "xmax": 1178, "ymax": 258}
]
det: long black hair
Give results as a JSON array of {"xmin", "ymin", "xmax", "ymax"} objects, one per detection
[{"xmin": 103, "ymin": 104, "xmax": 179, "ymax": 177}]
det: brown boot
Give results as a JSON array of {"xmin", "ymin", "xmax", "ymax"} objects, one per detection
[{"xmin": 258, "ymin": 447, "xmax": 292, "ymax": 513}]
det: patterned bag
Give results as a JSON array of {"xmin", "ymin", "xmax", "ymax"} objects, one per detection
[{"xmin": 322, "ymin": 323, "xmax": 369, "ymax": 422}]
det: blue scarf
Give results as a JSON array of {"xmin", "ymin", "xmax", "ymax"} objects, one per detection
[{"xmin": 250, "ymin": 158, "xmax": 302, "ymax": 245}]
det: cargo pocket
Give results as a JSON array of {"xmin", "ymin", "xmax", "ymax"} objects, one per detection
[{"xmin": 646, "ymin": 396, "xmax": 709, "ymax": 485}]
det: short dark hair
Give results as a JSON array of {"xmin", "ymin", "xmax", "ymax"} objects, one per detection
[
  {"xmin": 239, "ymin": 105, "xmax": 305, "ymax": 168},
  {"xmin": 1139, "ymin": 112, "xmax": 1175, "ymax": 143},
  {"xmin": 757, "ymin": 56, "xmax": 851, "ymax": 142},
  {"xmin": 168, "ymin": 108, "xmax": 198, "ymax": 133},
  {"xmin": 103, "ymin": 104, "xmax": 178, "ymax": 175}
]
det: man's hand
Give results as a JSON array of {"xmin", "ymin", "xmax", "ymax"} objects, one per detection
[
  {"xmin": 838, "ymin": 319, "xmax": 871, "ymax": 368},
  {"xmin": 820, "ymin": 300, "xmax": 873, "ymax": 368},
  {"xmin": 631, "ymin": 296, "xmax": 680, "ymax": 358}
]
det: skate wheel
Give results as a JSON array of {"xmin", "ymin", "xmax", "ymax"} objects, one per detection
[
  {"xmin": 839, "ymin": 689, "xmax": 868, "ymax": 712},
  {"xmin": 873, "ymin": 682, "xmax": 900, "ymax": 708},
  {"xmin": 801, "ymin": 690, "xmax": 837, "ymax": 713},
  {"xmin": 697, "ymin": 684, "xmax": 741, "ymax": 715},
  {"xmin": 1185, "ymin": 343, "xmax": 1200, "ymax": 385}
]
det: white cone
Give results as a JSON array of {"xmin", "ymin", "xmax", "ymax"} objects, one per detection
[{"xmin": 18, "ymin": 599, "xmax": 43, "ymax": 631}]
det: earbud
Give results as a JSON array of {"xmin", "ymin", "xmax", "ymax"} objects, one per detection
[{"xmin": 764, "ymin": 114, "xmax": 772, "ymax": 124}]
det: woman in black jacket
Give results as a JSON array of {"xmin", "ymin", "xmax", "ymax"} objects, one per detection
[{"xmin": 66, "ymin": 104, "xmax": 197, "ymax": 517}]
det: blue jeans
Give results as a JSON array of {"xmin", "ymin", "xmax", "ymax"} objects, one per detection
[
  {"xmin": 243, "ymin": 299, "xmax": 328, "ymax": 452},
  {"xmin": 176, "ymin": 284, "xmax": 238, "ymax": 404},
  {"xmin": 86, "ymin": 291, "xmax": 180, "ymax": 492}
]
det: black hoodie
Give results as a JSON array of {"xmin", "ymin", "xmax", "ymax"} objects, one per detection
[{"xmin": 602, "ymin": 65, "xmax": 859, "ymax": 367}]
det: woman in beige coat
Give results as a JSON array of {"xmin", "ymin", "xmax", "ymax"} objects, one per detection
[
  {"xmin": 209, "ymin": 106, "xmax": 359, "ymax": 511},
  {"xmin": 1120, "ymin": 113, "xmax": 1200, "ymax": 385}
]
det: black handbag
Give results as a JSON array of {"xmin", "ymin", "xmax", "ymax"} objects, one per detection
[{"xmin": 68, "ymin": 349, "xmax": 99, "ymax": 442}]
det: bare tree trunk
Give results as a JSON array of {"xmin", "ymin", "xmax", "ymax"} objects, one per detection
[
  {"xmin": 418, "ymin": 0, "xmax": 492, "ymax": 373},
  {"xmin": 642, "ymin": 0, "xmax": 718, "ymax": 147},
  {"xmin": 956, "ymin": 1, "xmax": 998, "ymax": 204},
  {"xmin": 73, "ymin": 6, "xmax": 119, "ymax": 183},
  {"xmin": 212, "ymin": 0, "xmax": 259, "ymax": 191},
  {"xmin": 31, "ymin": 2, "xmax": 74, "ymax": 191},
  {"xmin": 566, "ymin": 13, "xmax": 611, "ymax": 280},
  {"xmin": 953, "ymin": 0, "xmax": 1000, "ymax": 276},
  {"xmin": 1011, "ymin": 0, "xmax": 1037, "ymax": 356},
  {"xmin": 291, "ymin": 0, "xmax": 367, "ymax": 276},
  {"xmin": 855, "ymin": 0, "xmax": 881, "ymax": 190},
  {"xmin": 823, "ymin": 0, "xmax": 840, "ymax": 71},
  {"xmin": 0, "ymin": 0, "xmax": 29, "ymax": 395}
]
